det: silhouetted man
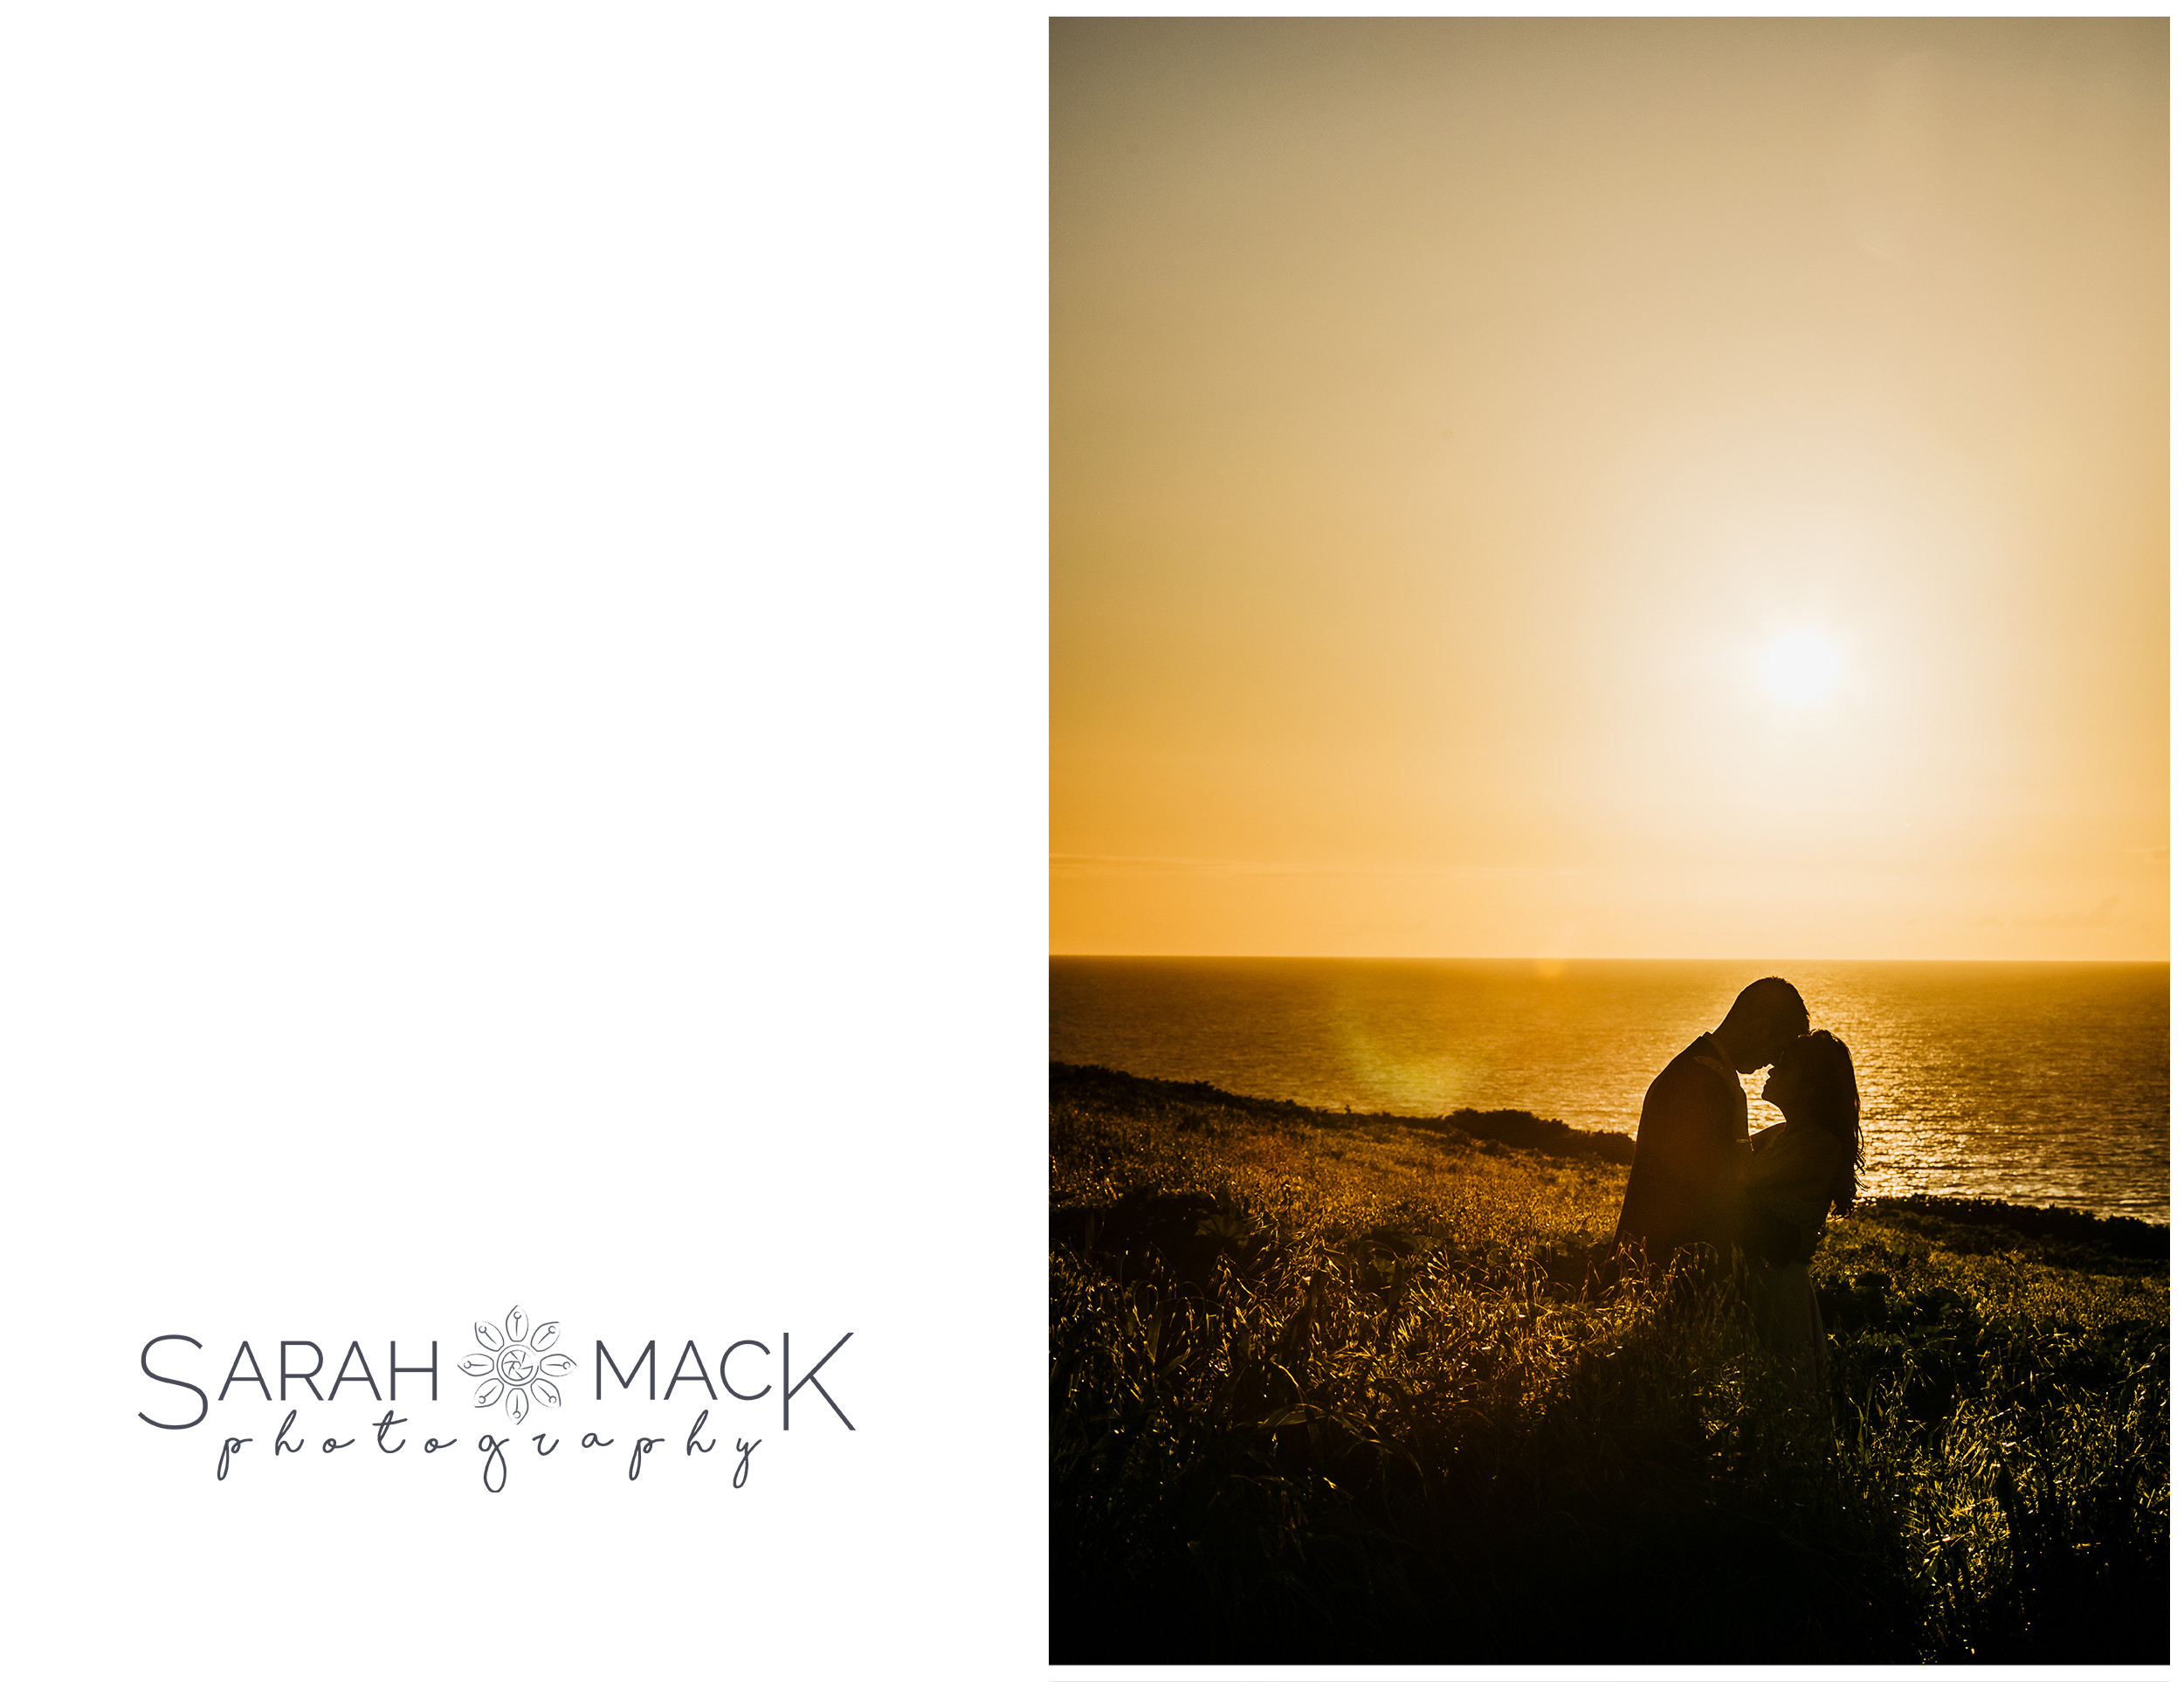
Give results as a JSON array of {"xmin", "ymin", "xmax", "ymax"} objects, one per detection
[{"xmin": 1614, "ymin": 976, "xmax": 1809, "ymax": 1274}]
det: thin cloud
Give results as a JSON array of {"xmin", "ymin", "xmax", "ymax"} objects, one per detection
[
  {"xmin": 1967, "ymin": 897, "xmax": 2120, "ymax": 931},
  {"xmin": 1050, "ymin": 854, "xmax": 1575, "ymax": 880}
]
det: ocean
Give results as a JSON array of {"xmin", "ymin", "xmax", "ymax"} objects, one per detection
[{"xmin": 1050, "ymin": 957, "xmax": 2171, "ymax": 1223}]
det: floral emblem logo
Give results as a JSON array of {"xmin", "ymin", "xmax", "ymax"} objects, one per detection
[{"xmin": 459, "ymin": 1305, "xmax": 575, "ymax": 1423}]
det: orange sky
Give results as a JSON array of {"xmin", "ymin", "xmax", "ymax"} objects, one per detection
[{"xmin": 1051, "ymin": 17, "xmax": 2167, "ymax": 962}]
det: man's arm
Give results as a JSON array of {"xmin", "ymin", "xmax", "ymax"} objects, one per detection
[
  {"xmin": 1622, "ymin": 1058, "xmax": 1738, "ymax": 1254},
  {"xmin": 1742, "ymin": 1130, "xmax": 1840, "ymax": 1198},
  {"xmin": 1739, "ymin": 1132, "xmax": 1841, "ymax": 1264}
]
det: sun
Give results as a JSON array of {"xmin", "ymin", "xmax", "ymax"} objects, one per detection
[{"xmin": 1760, "ymin": 630, "xmax": 1843, "ymax": 707}]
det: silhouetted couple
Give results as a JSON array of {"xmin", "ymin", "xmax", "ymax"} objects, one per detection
[{"xmin": 1613, "ymin": 977, "xmax": 1864, "ymax": 1391}]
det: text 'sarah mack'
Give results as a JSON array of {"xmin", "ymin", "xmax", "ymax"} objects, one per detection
[{"xmin": 137, "ymin": 1334, "xmax": 857, "ymax": 1431}]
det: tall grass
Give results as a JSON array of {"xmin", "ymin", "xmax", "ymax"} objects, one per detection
[{"xmin": 1050, "ymin": 1065, "xmax": 2168, "ymax": 1664}]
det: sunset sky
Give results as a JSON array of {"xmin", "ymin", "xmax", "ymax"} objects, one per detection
[{"xmin": 1051, "ymin": 17, "xmax": 2167, "ymax": 962}]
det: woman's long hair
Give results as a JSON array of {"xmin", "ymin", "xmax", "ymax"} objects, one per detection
[{"xmin": 1783, "ymin": 1029, "xmax": 1862, "ymax": 1216}]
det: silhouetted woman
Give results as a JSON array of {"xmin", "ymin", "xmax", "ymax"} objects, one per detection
[{"xmin": 1738, "ymin": 1029, "xmax": 1861, "ymax": 1394}]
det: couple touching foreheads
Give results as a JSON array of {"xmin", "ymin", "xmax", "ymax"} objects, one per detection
[{"xmin": 1613, "ymin": 976, "xmax": 1863, "ymax": 1392}]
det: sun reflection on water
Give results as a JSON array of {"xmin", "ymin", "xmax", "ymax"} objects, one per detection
[{"xmin": 1051, "ymin": 957, "xmax": 2169, "ymax": 1220}]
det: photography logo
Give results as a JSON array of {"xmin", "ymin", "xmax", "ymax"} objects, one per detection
[{"xmin": 139, "ymin": 1305, "xmax": 854, "ymax": 1494}]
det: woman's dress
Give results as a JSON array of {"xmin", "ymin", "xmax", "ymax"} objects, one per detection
[{"xmin": 1739, "ymin": 1122, "xmax": 1840, "ymax": 1395}]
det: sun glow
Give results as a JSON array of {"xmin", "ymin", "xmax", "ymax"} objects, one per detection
[
  {"xmin": 1760, "ymin": 630, "xmax": 1843, "ymax": 707},
  {"xmin": 1053, "ymin": 19, "xmax": 2166, "ymax": 961}
]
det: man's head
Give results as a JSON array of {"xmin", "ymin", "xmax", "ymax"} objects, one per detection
[{"xmin": 1712, "ymin": 976, "xmax": 1809, "ymax": 1073}]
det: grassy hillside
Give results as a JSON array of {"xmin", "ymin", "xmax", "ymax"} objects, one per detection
[{"xmin": 1050, "ymin": 1063, "xmax": 2169, "ymax": 1665}]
